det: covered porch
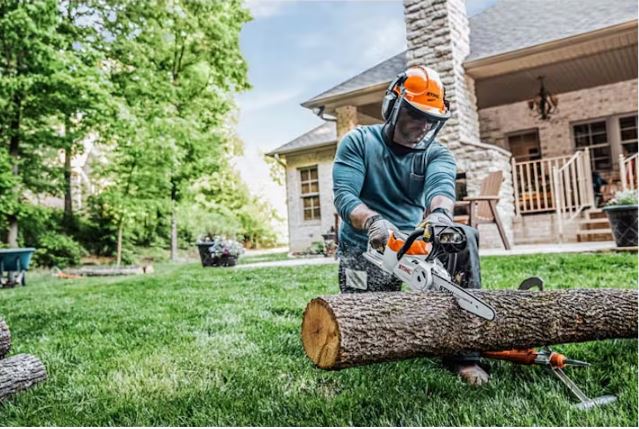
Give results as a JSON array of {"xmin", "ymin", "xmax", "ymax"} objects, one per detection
[{"xmin": 470, "ymin": 20, "xmax": 638, "ymax": 243}]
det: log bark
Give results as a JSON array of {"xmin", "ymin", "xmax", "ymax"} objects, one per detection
[
  {"xmin": 0, "ymin": 354, "xmax": 47, "ymax": 401},
  {"xmin": 64, "ymin": 265, "xmax": 149, "ymax": 277},
  {"xmin": 0, "ymin": 320, "xmax": 10, "ymax": 359},
  {"xmin": 301, "ymin": 288, "xmax": 638, "ymax": 369}
]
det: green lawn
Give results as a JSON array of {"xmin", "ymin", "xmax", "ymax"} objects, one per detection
[
  {"xmin": 0, "ymin": 253, "xmax": 636, "ymax": 426},
  {"xmin": 237, "ymin": 251, "xmax": 291, "ymax": 265}
]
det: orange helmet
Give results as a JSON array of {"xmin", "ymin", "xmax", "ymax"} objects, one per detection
[
  {"xmin": 382, "ymin": 65, "xmax": 450, "ymax": 121},
  {"xmin": 381, "ymin": 65, "xmax": 451, "ymax": 147},
  {"xmin": 396, "ymin": 66, "xmax": 449, "ymax": 119}
]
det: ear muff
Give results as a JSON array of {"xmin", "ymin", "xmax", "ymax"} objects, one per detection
[{"xmin": 381, "ymin": 72, "xmax": 407, "ymax": 122}]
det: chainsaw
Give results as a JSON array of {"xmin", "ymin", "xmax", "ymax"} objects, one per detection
[{"xmin": 363, "ymin": 223, "xmax": 496, "ymax": 321}]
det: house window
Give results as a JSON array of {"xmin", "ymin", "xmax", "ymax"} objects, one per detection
[
  {"xmin": 300, "ymin": 166, "xmax": 320, "ymax": 221},
  {"xmin": 573, "ymin": 120, "xmax": 612, "ymax": 172},
  {"xmin": 619, "ymin": 115, "xmax": 638, "ymax": 156},
  {"xmin": 508, "ymin": 130, "xmax": 541, "ymax": 162}
]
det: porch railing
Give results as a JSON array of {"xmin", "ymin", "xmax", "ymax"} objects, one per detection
[
  {"xmin": 511, "ymin": 155, "xmax": 573, "ymax": 216},
  {"xmin": 553, "ymin": 149, "xmax": 595, "ymax": 240},
  {"xmin": 619, "ymin": 153, "xmax": 638, "ymax": 191}
]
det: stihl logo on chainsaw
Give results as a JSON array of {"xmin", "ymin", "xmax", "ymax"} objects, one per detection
[{"xmin": 398, "ymin": 263, "xmax": 412, "ymax": 275}]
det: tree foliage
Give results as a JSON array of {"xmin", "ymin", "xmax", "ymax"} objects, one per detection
[{"xmin": 0, "ymin": 0, "xmax": 280, "ymax": 259}]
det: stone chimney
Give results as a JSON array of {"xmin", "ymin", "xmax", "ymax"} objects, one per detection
[
  {"xmin": 404, "ymin": 0, "xmax": 515, "ymax": 248},
  {"xmin": 405, "ymin": 0, "xmax": 481, "ymax": 149}
]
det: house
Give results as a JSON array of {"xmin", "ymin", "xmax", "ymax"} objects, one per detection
[{"xmin": 267, "ymin": 0, "xmax": 638, "ymax": 253}]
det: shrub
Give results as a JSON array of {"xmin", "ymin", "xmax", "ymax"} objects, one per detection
[
  {"xmin": 17, "ymin": 204, "xmax": 63, "ymax": 247},
  {"xmin": 606, "ymin": 190, "xmax": 638, "ymax": 206},
  {"xmin": 311, "ymin": 241, "xmax": 327, "ymax": 255},
  {"xmin": 198, "ymin": 235, "xmax": 245, "ymax": 257},
  {"xmin": 33, "ymin": 232, "xmax": 87, "ymax": 268}
]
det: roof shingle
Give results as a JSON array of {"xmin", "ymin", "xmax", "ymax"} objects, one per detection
[
  {"xmin": 303, "ymin": 0, "xmax": 637, "ymax": 105},
  {"xmin": 267, "ymin": 121, "xmax": 336, "ymax": 156},
  {"xmin": 467, "ymin": 0, "xmax": 637, "ymax": 61}
]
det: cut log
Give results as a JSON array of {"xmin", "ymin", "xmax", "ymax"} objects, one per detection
[
  {"xmin": 63, "ymin": 265, "xmax": 151, "ymax": 277},
  {"xmin": 0, "ymin": 354, "xmax": 47, "ymax": 401},
  {"xmin": 0, "ymin": 319, "xmax": 10, "ymax": 359},
  {"xmin": 301, "ymin": 288, "xmax": 638, "ymax": 369}
]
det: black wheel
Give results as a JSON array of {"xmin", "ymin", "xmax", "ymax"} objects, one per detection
[
  {"xmin": 21, "ymin": 273, "xmax": 26, "ymax": 287},
  {"xmin": 226, "ymin": 256, "xmax": 237, "ymax": 267}
]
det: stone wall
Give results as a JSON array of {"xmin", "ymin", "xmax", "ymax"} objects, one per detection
[
  {"xmin": 404, "ymin": 0, "xmax": 515, "ymax": 248},
  {"xmin": 512, "ymin": 212, "xmax": 579, "ymax": 245},
  {"xmin": 285, "ymin": 147, "xmax": 337, "ymax": 253}
]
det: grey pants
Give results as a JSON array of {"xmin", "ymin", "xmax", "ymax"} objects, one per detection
[{"xmin": 337, "ymin": 224, "xmax": 482, "ymax": 366}]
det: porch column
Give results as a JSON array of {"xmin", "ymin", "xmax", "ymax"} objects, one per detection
[{"xmin": 336, "ymin": 105, "xmax": 358, "ymax": 140}]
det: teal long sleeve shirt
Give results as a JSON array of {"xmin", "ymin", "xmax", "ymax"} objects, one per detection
[{"xmin": 332, "ymin": 124, "xmax": 457, "ymax": 251}]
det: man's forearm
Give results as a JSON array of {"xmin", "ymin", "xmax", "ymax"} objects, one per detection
[
  {"xmin": 349, "ymin": 203, "xmax": 379, "ymax": 231},
  {"xmin": 429, "ymin": 195, "xmax": 455, "ymax": 215}
]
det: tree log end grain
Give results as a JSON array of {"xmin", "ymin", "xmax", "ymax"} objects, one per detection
[
  {"xmin": 0, "ymin": 319, "xmax": 10, "ymax": 359},
  {"xmin": 301, "ymin": 298, "xmax": 340, "ymax": 369}
]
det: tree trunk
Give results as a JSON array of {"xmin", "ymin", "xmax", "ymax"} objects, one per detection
[
  {"xmin": 7, "ymin": 217, "xmax": 18, "ymax": 248},
  {"xmin": 0, "ymin": 320, "xmax": 10, "ymax": 359},
  {"xmin": 63, "ymin": 144, "xmax": 73, "ymax": 223},
  {"xmin": 170, "ymin": 200, "xmax": 177, "ymax": 262},
  {"xmin": 116, "ymin": 221, "xmax": 124, "ymax": 267},
  {"xmin": 0, "ymin": 354, "xmax": 47, "ymax": 402},
  {"xmin": 6, "ymin": 93, "xmax": 21, "ymax": 248},
  {"xmin": 301, "ymin": 288, "xmax": 638, "ymax": 369}
]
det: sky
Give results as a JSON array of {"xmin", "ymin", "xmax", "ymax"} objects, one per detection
[{"xmin": 233, "ymin": 0, "xmax": 495, "ymax": 240}]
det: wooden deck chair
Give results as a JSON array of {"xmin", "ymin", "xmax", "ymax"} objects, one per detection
[{"xmin": 454, "ymin": 171, "xmax": 512, "ymax": 250}]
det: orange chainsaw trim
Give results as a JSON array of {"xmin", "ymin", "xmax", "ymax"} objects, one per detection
[
  {"xmin": 387, "ymin": 231, "xmax": 431, "ymax": 255},
  {"xmin": 482, "ymin": 348, "xmax": 569, "ymax": 368}
]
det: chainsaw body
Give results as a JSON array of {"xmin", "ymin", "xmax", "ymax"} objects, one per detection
[{"xmin": 363, "ymin": 225, "xmax": 496, "ymax": 321}]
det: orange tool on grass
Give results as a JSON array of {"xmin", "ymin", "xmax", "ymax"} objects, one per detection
[
  {"xmin": 481, "ymin": 347, "xmax": 589, "ymax": 369},
  {"xmin": 479, "ymin": 277, "xmax": 616, "ymax": 410}
]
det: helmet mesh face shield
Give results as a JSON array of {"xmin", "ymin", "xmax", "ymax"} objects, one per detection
[
  {"xmin": 383, "ymin": 66, "xmax": 451, "ymax": 149},
  {"xmin": 391, "ymin": 98, "xmax": 447, "ymax": 149}
]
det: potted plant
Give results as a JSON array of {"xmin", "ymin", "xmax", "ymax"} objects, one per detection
[
  {"xmin": 196, "ymin": 235, "xmax": 245, "ymax": 267},
  {"xmin": 603, "ymin": 190, "xmax": 638, "ymax": 247}
]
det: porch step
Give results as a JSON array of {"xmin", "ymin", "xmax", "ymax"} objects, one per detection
[
  {"xmin": 585, "ymin": 208, "xmax": 608, "ymax": 220},
  {"xmin": 576, "ymin": 227, "xmax": 614, "ymax": 242},
  {"xmin": 578, "ymin": 218, "xmax": 610, "ymax": 227},
  {"xmin": 577, "ymin": 228, "xmax": 613, "ymax": 235}
]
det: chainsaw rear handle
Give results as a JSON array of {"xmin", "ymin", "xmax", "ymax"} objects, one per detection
[{"xmin": 396, "ymin": 224, "xmax": 467, "ymax": 261}]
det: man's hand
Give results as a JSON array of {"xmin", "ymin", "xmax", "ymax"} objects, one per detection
[
  {"xmin": 365, "ymin": 215, "xmax": 399, "ymax": 252},
  {"xmin": 424, "ymin": 207, "xmax": 454, "ymax": 227}
]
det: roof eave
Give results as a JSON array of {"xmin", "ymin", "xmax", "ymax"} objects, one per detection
[
  {"xmin": 465, "ymin": 19, "xmax": 638, "ymax": 73},
  {"xmin": 301, "ymin": 81, "xmax": 390, "ymax": 110},
  {"xmin": 266, "ymin": 140, "xmax": 338, "ymax": 158}
]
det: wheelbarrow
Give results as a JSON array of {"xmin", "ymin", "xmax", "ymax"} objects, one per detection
[{"xmin": 0, "ymin": 248, "xmax": 36, "ymax": 288}]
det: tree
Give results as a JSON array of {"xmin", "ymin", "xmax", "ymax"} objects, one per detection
[
  {"xmin": 0, "ymin": 1, "xmax": 112, "ymax": 245},
  {"xmin": 103, "ymin": 0, "xmax": 251, "ymax": 261},
  {"xmin": 0, "ymin": 1, "xmax": 66, "ymax": 246},
  {"xmin": 53, "ymin": 0, "xmax": 113, "ymax": 227},
  {"xmin": 93, "ymin": 107, "xmax": 172, "ymax": 265},
  {"xmin": 264, "ymin": 153, "xmax": 286, "ymax": 187}
]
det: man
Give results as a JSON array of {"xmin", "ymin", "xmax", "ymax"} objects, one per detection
[{"xmin": 332, "ymin": 65, "xmax": 488, "ymax": 385}]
